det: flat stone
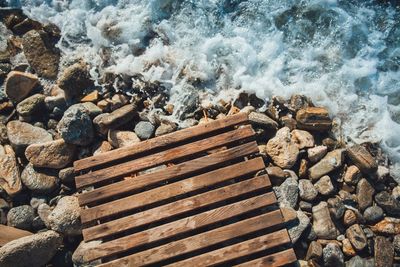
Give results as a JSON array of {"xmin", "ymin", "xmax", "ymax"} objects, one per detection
[
  {"xmin": 323, "ymin": 243, "xmax": 344, "ymax": 267},
  {"xmin": 274, "ymin": 177, "xmax": 298, "ymax": 208},
  {"xmin": 58, "ymin": 61, "xmax": 93, "ymax": 98},
  {"xmin": 134, "ymin": 121, "xmax": 155, "ymax": 140},
  {"xmin": 308, "ymin": 149, "xmax": 345, "ymax": 181},
  {"xmin": 291, "ymin": 129, "xmax": 315, "ymax": 149},
  {"xmin": 25, "ymin": 139, "xmax": 75, "ymax": 169},
  {"xmin": 21, "ymin": 163, "xmax": 58, "ymax": 194},
  {"xmin": 306, "ymin": 241, "xmax": 323, "ymax": 260},
  {"xmin": 342, "ymin": 238, "xmax": 356, "ymax": 257},
  {"xmin": 315, "ymin": 175, "xmax": 335, "ymax": 196},
  {"xmin": 47, "ymin": 196, "xmax": 81, "ymax": 236},
  {"xmin": 347, "ymin": 145, "xmax": 378, "ymax": 174},
  {"xmin": 108, "ymin": 130, "xmax": 140, "ymax": 148},
  {"xmin": 7, "ymin": 120, "xmax": 52, "ymax": 153},
  {"xmin": 299, "ymin": 179, "xmax": 318, "ymax": 201},
  {"xmin": 0, "ymin": 230, "xmax": 62, "ymax": 267},
  {"xmin": 16, "ymin": 94, "xmax": 45, "ymax": 117},
  {"xmin": 57, "ymin": 105, "xmax": 94, "ymax": 146},
  {"xmin": 371, "ymin": 217, "xmax": 400, "ymax": 235},
  {"xmin": 308, "ymin": 145, "xmax": 328, "ymax": 163},
  {"xmin": 248, "ymin": 112, "xmax": 278, "ymax": 130},
  {"xmin": 346, "ymin": 256, "xmax": 374, "ymax": 267},
  {"xmin": 346, "ymin": 224, "xmax": 367, "ymax": 251},
  {"xmin": 356, "ymin": 178, "xmax": 375, "ymax": 211},
  {"xmin": 296, "ymin": 107, "xmax": 332, "ymax": 131},
  {"xmin": 313, "ymin": 202, "xmax": 339, "ymax": 239},
  {"xmin": 5, "ymin": 71, "xmax": 38, "ymax": 103},
  {"xmin": 22, "ymin": 30, "xmax": 60, "ymax": 79},
  {"xmin": 94, "ymin": 104, "xmax": 137, "ymax": 134},
  {"xmin": 266, "ymin": 127, "xmax": 299, "ymax": 169},
  {"xmin": 374, "ymin": 236, "xmax": 394, "ymax": 267},
  {"xmin": 343, "ymin": 165, "xmax": 362, "ymax": 185},
  {"xmin": 363, "ymin": 206, "xmax": 384, "ymax": 224},
  {"xmin": 0, "ymin": 148, "xmax": 22, "ymax": 196},
  {"xmin": 375, "ymin": 191, "xmax": 400, "ymax": 216}
]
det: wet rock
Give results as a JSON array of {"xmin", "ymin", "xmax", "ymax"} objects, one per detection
[
  {"xmin": 308, "ymin": 149, "xmax": 345, "ymax": 181},
  {"xmin": 315, "ymin": 175, "xmax": 334, "ymax": 196},
  {"xmin": 16, "ymin": 94, "xmax": 45, "ymax": 117},
  {"xmin": 58, "ymin": 167, "xmax": 74, "ymax": 184},
  {"xmin": 5, "ymin": 71, "xmax": 38, "ymax": 103},
  {"xmin": 343, "ymin": 165, "xmax": 362, "ymax": 185},
  {"xmin": 327, "ymin": 197, "xmax": 345, "ymax": 220},
  {"xmin": 274, "ymin": 177, "xmax": 298, "ymax": 208},
  {"xmin": 287, "ymin": 210, "xmax": 310, "ymax": 243},
  {"xmin": 7, "ymin": 120, "xmax": 52, "ymax": 153},
  {"xmin": 374, "ymin": 236, "xmax": 394, "ymax": 267},
  {"xmin": 108, "ymin": 130, "xmax": 140, "ymax": 148},
  {"xmin": 371, "ymin": 217, "xmax": 400, "ymax": 235},
  {"xmin": 266, "ymin": 127, "xmax": 299, "ymax": 169},
  {"xmin": 363, "ymin": 206, "xmax": 384, "ymax": 224},
  {"xmin": 296, "ymin": 107, "xmax": 332, "ymax": 131},
  {"xmin": 25, "ymin": 139, "xmax": 75, "ymax": 169},
  {"xmin": 291, "ymin": 129, "xmax": 314, "ymax": 149},
  {"xmin": 356, "ymin": 178, "xmax": 375, "ymax": 211},
  {"xmin": 307, "ymin": 145, "xmax": 327, "ymax": 163},
  {"xmin": 57, "ymin": 105, "xmax": 94, "ymax": 146},
  {"xmin": 299, "ymin": 179, "xmax": 318, "ymax": 201},
  {"xmin": 248, "ymin": 112, "xmax": 278, "ymax": 130},
  {"xmin": 343, "ymin": 210, "xmax": 357, "ymax": 226},
  {"xmin": 7, "ymin": 205, "xmax": 35, "ymax": 230},
  {"xmin": 347, "ymin": 145, "xmax": 378, "ymax": 174},
  {"xmin": 323, "ymin": 242, "xmax": 344, "ymax": 267},
  {"xmin": 94, "ymin": 104, "xmax": 137, "ymax": 134},
  {"xmin": 312, "ymin": 201, "xmax": 339, "ymax": 239},
  {"xmin": 58, "ymin": 61, "xmax": 93, "ymax": 98},
  {"xmin": 72, "ymin": 240, "xmax": 102, "ymax": 267},
  {"xmin": 346, "ymin": 256, "xmax": 374, "ymax": 267},
  {"xmin": 346, "ymin": 224, "xmax": 367, "ymax": 251},
  {"xmin": 342, "ymin": 238, "xmax": 356, "ymax": 257},
  {"xmin": 47, "ymin": 196, "xmax": 81, "ymax": 236},
  {"xmin": 21, "ymin": 163, "xmax": 58, "ymax": 194},
  {"xmin": 0, "ymin": 147, "xmax": 22, "ymax": 196},
  {"xmin": 0, "ymin": 230, "xmax": 62, "ymax": 267},
  {"xmin": 375, "ymin": 191, "xmax": 400, "ymax": 216},
  {"xmin": 306, "ymin": 241, "xmax": 322, "ymax": 260},
  {"xmin": 22, "ymin": 30, "xmax": 60, "ymax": 79}
]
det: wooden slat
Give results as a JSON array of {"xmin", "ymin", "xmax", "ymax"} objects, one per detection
[
  {"xmin": 170, "ymin": 229, "xmax": 291, "ymax": 267},
  {"xmin": 98, "ymin": 210, "xmax": 284, "ymax": 267},
  {"xmin": 74, "ymin": 113, "xmax": 248, "ymax": 172},
  {"xmin": 75, "ymin": 125, "xmax": 255, "ymax": 188},
  {"xmin": 0, "ymin": 225, "xmax": 32, "ymax": 247},
  {"xmin": 78, "ymin": 141, "xmax": 259, "ymax": 206},
  {"xmin": 234, "ymin": 249, "xmax": 297, "ymax": 267},
  {"xmin": 86, "ymin": 193, "xmax": 276, "ymax": 261},
  {"xmin": 83, "ymin": 175, "xmax": 271, "ymax": 241},
  {"xmin": 81, "ymin": 157, "xmax": 265, "ymax": 223}
]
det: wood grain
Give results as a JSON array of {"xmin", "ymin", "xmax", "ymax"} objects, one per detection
[
  {"xmin": 0, "ymin": 225, "xmax": 32, "ymax": 247},
  {"xmin": 234, "ymin": 249, "xmax": 297, "ymax": 267}
]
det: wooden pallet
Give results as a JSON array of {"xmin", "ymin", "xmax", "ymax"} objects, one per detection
[{"xmin": 74, "ymin": 113, "xmax": 297, "ymax": 267}]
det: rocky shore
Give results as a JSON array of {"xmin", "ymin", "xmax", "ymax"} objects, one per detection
[{"xmin": 0, "ymin": 9, "xmax": 399, "ymax": 267}]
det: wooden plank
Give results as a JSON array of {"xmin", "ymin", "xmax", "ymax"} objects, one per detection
[
  {"xmin": 97, "ymin": 210, "xmax": 284, "ymax": 267},
  {"xmin": 170, "ymin": 229, "xmax": 291, "ymax": 267},
  {"xmin": 74, "ymin": 113, "xmax": 248, "ymax": 172},
  {"xmin": 234, "ymin": 249, "xmax": 297, "ymax": 267},
  {"xmin": 78, "ymin": 141, "xmax": 259, "ymax": 206},
  {"xmin": 80, "ymin": 157, "xmax": 265, "ymax": 223},
  {"xmin": 83, "ymin": 175, "xmax": 271, "ymax": 241},
  {"xmin": 0, "ymin": 225, "xmax": 32, "ymax": 247},
  {"xmin": 86, "ymin": 193, "xmax": 276, "ymax": 261},
  {"xmin": 75, "ymin": 125, "xmax": 255, "ymax": 189}
]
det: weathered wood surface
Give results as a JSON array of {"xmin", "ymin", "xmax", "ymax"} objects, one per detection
[{"xmin": 0, "ymin": 225, "xmax": 32, "ymax": 247}]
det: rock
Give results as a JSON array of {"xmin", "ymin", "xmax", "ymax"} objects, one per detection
[
  {"xmin": 299, "ymin": 179, "xmax": 318, "ymax": 201},
  {"xmin": 94, "ymin": 104, "xmax": 137, "ymax": 134},
  {"xmin": 274, "ymin": 177, "xmax": 298, "ymax": 208},
  {"xmin": 363, "ymin": 206, "xmax": 384, "ymax": 224},
  {"xmin": 0, "ymin": 148, "xmax": 22, "ymax": 196},
  {"xmin": 312, "ymin": 201, "xmax": 339, "ymax": 239},
  {"xmin": 25, "ymin": 139, "xmax": 75, "ymax": 169},
  {"xmin": 347, "ymin": 145, "xmax": 378, "ymax": 174},
  {"xmin": 280, "ymin": 115, "xmax": 297, "ymax": 131},
  {"xmin": 22, "ymin": 30, "xmax": 60, "ymax": 79},
  {"xmin": 306, "ymin": 241, "xmax": 322, "ymax": 260},
  {"xmin": 7, "ymin": 205, "xmax": 35, "ymax": 230},
  {"xmin": 7, "ymin": 120, "xmax": 52, "ymax": 153},
  {"xmin": 342, "ymin": 238, "xmax": 356, "ymax": 257},
  {"xmin": 287, "ymin": 210, "xmax": 310, "ymax": 243},
  {"xmin": 47, "ymin": 196, "xmax": 81, "ymax": 236},
  {"xmin": 0, "ymin": 123, "xmax": 8, "ymax": 144},
  {"xmin": 30, "ymin": 196, "xmax": 47, "ymax": 210},
  {"xmin": 343, "ymin": 165, "xmax": 362, "ymax": 185},
  {"xmin": 281, "ymin": 207, "xmax": 297, "ymax": 223},
  {"xmin": 0, "ymin": 230, "xmax": 62, "ymax": 267},
  {"xmin": 72, "ymin": 240, "xmax": 102, "ymax": 267},
  {"xmin": 327, "ymin": 197, "xmax": 345, "ymax": 220},
  {"xmin": 266, "ymin": 127, "xmax": 299, "ymax": 169},
  {"xmin": 308, "ymin": 149, "xmax": 345, "ymax": 181},
  {"xmin": 21, "ymin": 163, "xmax": 58, "ymax": 193},
  {"xmin": 356, "ymin": 178, "xmax": 375, "ymax": 211},
  {"xmin": 5, "ymin": 71, "xmax": 38, "ymax": 103},
  {"xmin": 377, "ymin": 165, "xmax": 390, "ymax": 181},
  {"xmin": 375, "ymin": 191, "xmax": 400, "ymax": 216},
  {"xmin": 155, "ymin": 123, "xmax": 176, "ymax": 137},
  {"xmin": 374, "ymin": 236, "xmax": 394, "ymax": 267},
  {"xmin": 57, "ymin": 105, "xmax": 94, "ymax": 146},
  {"xmin": 323, "ymin": 243, "xmax": 344, "ymax": 267},
  {"xmin": 134, "ymin": 121, "xmax": 155, "ymax": 140},
  {"xmin": 296, "ymin": 107, "xmax": 332, "ymax": 131},
  {"xmin": 392, "ymin": 186, "xmax": 400, "ymax": 201},
  {"xmin": 307, "ymin": 145, "xmax": 328, "ymax": 163},
  {"xmin": 371, "ymin": 217, "xmax": 400, "ymax": 235},
  {"xmin": 343, "ymin": 210, "xmax": 357, "ymax": 226},
  {"xmin": 16, "ymin": 94, "xmax": 45, "ymax": 116},
  {"xmin": 346, "ymin": 256, "xmax": 374, "ymax": 267},
  {"xmin": 291, "ymin": 129, "xmax": 314, "ymax": 149},
  {"xmin": 315, "ymin": 175, "xmax": 334, "ymax": 196},
  {"xmin": 108, "ymin": 130, "xmax": 140, "ymax": 148},
  {"xmin": 248, "ymin": 112, "xmax": 278, "ymax": 130},
  {"xmin": 393, "ymin": 235, "xmax": 400, "ymax": 254},
  {"xmin": 266, "ymin": 166, "xmax": 286, "ymax": 185},
  {"xmin": 92, "ymin": 141, "xmax": 113, "ymax": 155},
  {"xmin": 80, "ymin": 90, "xmax": 98, "ymax": 102},
  {"xmin": 58, "ymin": 167, "xmax": 75, "ymax": 184},
  {"xmin": 298, "ymin": 159, "xmax": 308, "ymax": 178},
  {"xmin": 79, "ymin": 102, "xmax": 102, "ymax": 118},
  {"xmin": 346, "ymin": 224, "xmax": 367, "ymax": 251},
  {"xmin": 58, "ymin": 61, "xmax": 93, "ymax": 98}
]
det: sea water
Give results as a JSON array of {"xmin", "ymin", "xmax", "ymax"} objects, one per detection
[{"xmin": 4, "ymin": 0, "xmax": 400, "ymax": 176}]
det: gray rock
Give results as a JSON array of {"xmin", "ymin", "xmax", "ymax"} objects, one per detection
[
  {"xmin": 266, "ymin": 127, "xmax": 299, "ymax": 169},
  {"xmin": 134, "ymin": 121, "xmax": 155, "ymax": 140},
  {"xmin": 346, "ymin": 256, "xmax": 374, "ymax": 267},
  {"xmin": 7, "ymin": 121, "xmax": 52, "ymax": 153},
  {"xmin": 0, "ymin": 122, "xmax": 7, "ymax": 144},
  {"xmin": 47, "ymin": 196, "xmax": 81, "ymax": 236},
  {"xmin": 57, "ymin": 105, "xmax": 94, "ymax": 146},
  {"xmin": 248, "ymin": 112, "xmax": 278, "ymax": 130},
  {"xmin": 4, "ymin": 71, "xmax": 38, "ymax": 103},
  {"xmin": 312, "ymin": 201, "xmax": 339, "ymax": 239},
  {"xmin": 0, "ymin": 230, "xmax": 62, "ymax": 267},
  {"xmin": 7, "ymin": 205, "xmax": 35, "ymax": 230},
  {"xmin": 274, "ymin": 177, "xmax": 298, "ymax": 208},
  {"xmin": 323, "ymin": 243, "xmax": 344, "ymax": 267},
  {"xmin": 30, "ymin": 196, "xmax": 47, "ymax": 210},
  {"xmin": 315, "ymin": 175, "xmax": 335, "ymax": 196},
  {"xmin": 392, "ymin": 186, "xmax": 400, "ymax": 201},
  {"xmin": 21, "ymin": 163, "xmax": 59, "ymax": 194},
  {"xmin": 327, "ymin": 197, "xmax": 345, "ymax": 220},
  {"xmin": 71, "ymin": 103, "xmax": 101, "ymax": 118},
  {"xmin": 155, "ymin": 123, "xmax": 176, "ymax": 137},
  {"xmin": 356, "ymin": 178, "xmax": 375, "ymax": 211},
  {"xmin": 299, "ymin": 179, "xmax": 318, "ymax": 201},
  {"xmin": 375, "ymin": 236, "xmax": 394, "ymax": 267},
  {"xmin": 363, "ymin": 206, "xmax": 384, "ymax": 224},
  {"xmin": 308, "ymin": 149, "xmax": 345, "ymax": 181},
  {"xmin": 287, "ymin": 209, "xmax": 310, "ymax": 243},
  {"xmin": 375, "ymin": 191, "xmax": 400, "ymax": 216},
  {"xmin": 16, "ymin": 94, "xmax": 45, "ymax": 117},
  {"xmin": 393, "ymin": 235, "xmax": 400, "ymax": 254},
  {"xmin": 346, "ymin": 224, "xmax": 367, "ymax": 251},
  {"xmin": 307, "ymin": 145, "xmax": 328, "ymax": 163}
]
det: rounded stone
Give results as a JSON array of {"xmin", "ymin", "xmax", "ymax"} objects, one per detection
[
  {"xmin": 21, "ymin": 163, "xmax": 59, "ymax": 194},
  {"xmin": 4, "ymin": 71, "xmax": 38, "ymax": 103},
  {"xmin": 47, "ymin": 196, "xmax": 81, "ymax": 236},
  {"xmin": 7, "ymin": 205, "xmax": 35, "ymax": 230},
  {"xmin": 363, "ymin": 206, "xmax": 384, "ymax": 224},
  {"xmin": 134, "ymin": 121, "xmax": 155, "ymax": 140}
]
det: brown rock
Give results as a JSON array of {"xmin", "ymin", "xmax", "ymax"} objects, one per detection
[
  {"xmin": 107, "ymin": 130, "xmax": 140, "ymax": 148},
  {"xmin": 312, "ymin": 201, "xmax": 340, "ymax": 239},
  {"xmin": 266, "ymin": 166, "xmax": 286, "ymax": 185},
  {"xmin": 94, "ymin": 104, "xmax": 137, "ymax": 134},
  {"xmin": 347, "ymin": 145, "xmax": 378, "ymax": 174},
  {"xmin": 58, "ymin": 61, "xmax": 93, "ymax": 98},
  {"xmin": 308, "ymin": 149, "xmax": 345, "ymax": 181},
  {"xmin": 155, "ymin": 123, "xmax": 176, "ymax": 137},
  {"xmin": 7, "ymin": 121, "xmax": 53, "ymax": 153},
  {"xmin": 16, "ymin": 94, "xmax": 45, "ymax": 117},
  {"xmin": 280, "ymin": 115, "xmax": 297, "ymax": 131},
  {"xmin": 315, "ymin": 175, "xmax": 335, "ymax": 196},
  {"xmin": 346, "ymin": 224, "xmax": 367, "ymax": 251},
  {"xmin": 281, "ymin": 206, "xmax": 297, "ymax": 223},
  {"xmin": 5, "ymin": 71, "xmax": 38, "ymax": 102},
  {"xmin": 306, "ymin": 241, "xmax": 323, "ymax": 260},
  {"xmin": 25, "ymin": 139, "xmax": 75, "ymax": 169},
  {"xmin": 296, "ymin": 107, "xmax": 332, "ymax": 131},
  {"xmin": 266, "ymin": 127, "xmax": 299, "ymax": 169},
  {"xmin": 342, "ymin": 238, "xmax": 356, "ymax": 257},
  {"xmin": 371, "ymin": 217, "xmax": 400, "ymax": 235},
  {"xmin": 291, "ymin": 129, "xmax": 315, "ymax": 149},
  {"xmin": 21, "ymin": 163, "xmax": 58, "ymax": 194},
  {"xmin": 92, "ymin": 141, "xmax": 113, "ymax": 156},
  {"xmin": 299, "ymin": 159, "xmax": 308, "ymax": 178},
  {"xmin": 343, "ymin": 165, "xmax": 362, "ymax": 185},
  {"xmin": 80, "ymin": 90, "xmax": 98, "ymax": 102},
  {"xmin": 375, "ymin": 236, "xmax": 394, "ymax": 267},
  {"xmin": 0, "ymin": 146, "xmax": 22, "ymax": 196},
  {"xmin": 356, "ymin": 178, "xmax": 375, "ymax": 211},
  {"xmin": 248, "ymin": 112, "xmax": 278, "ymax": 130},
  {"xmin": 343, "ymin": 210, "xmax": 357, "ymax": 226},
  {"xmin": 307, "ymin": 145, "xmax": 328, "ymax": 163}
]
